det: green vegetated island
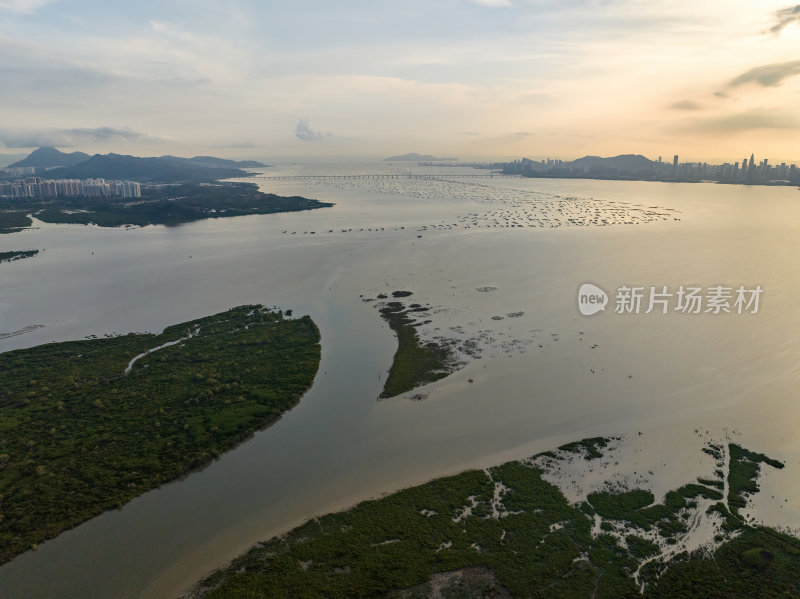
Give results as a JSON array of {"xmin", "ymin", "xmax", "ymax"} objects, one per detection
[
  {"xmin": 0, "ymin": 182, "xmax": 333, "ymax": 233},
  {"xmin": 187, "ymin": 437, "xmax": 799, "ymax": 599},
  {"xmin": 0, "ymin": 211, "xmax": 34, "ymax": 235},
  {"xmin": 0, "ymin": 305, "xmax": 321, "ymax": 565},
  {"xmin": 0, "ymin": 249, "xmax": 38, "ymax": 264},
  {"xmin": 368, "ymin": 291, "xmax": 459, "ymax": 399}
]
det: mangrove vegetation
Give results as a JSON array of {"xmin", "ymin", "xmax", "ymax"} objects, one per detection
[
  {"xmin": 187, "ymin": 440, "xmax": 797, "ymax": 599},
  {"xmin": 377, "ymin": 296, "xmax": 457, "ymax": 399},
  {"xmin": 0, "ymin": 250, "xmax": 38, "ymax": 264},
  {"xmin": 0, "ymin": 305, "xmax": 321, "ymax": 565}
]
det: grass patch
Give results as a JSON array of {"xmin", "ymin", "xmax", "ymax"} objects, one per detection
[
  {"xmin": 697, "ymin": 477, "xmax": 724, "ymax": 490},
  {"xmin": 558, "ymin": 436, "xmax": 612, "ymax": 459},
  {"xmin": 588, "ymin": 489, "xmax": 655, "ymax": 520},
  {"xmin": 0, "ymin": 249, "xmax": 38, "ymax": 263},
  {"xmin": 728, "ymin": 444, "xmax": 785, "ymax": 514},
  {"xmin": 378, "ymin": 302, "xmax": 456, "ymax": 398},
  {"xmin": 702, "ymin": 443, "xmax": 724, "ymax": 460},
  {"xmin": 0, "ymin": 210, "xmax": 32, "ymax": 234},
  {"xmin": 648, "ymin": 526, "xmax": 800, "ymax": 597},
  {"xmin": 677, "ymin": 483, "xmax": 723, "ymax": 502},
  {"xmin": 626, "ymin": 535, "xmax": 660, "ymax": 559}
]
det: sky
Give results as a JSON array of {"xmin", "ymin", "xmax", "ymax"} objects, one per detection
[{"xmin": 1, "ymin": 0, "xmax": 799, "ymax": 162}]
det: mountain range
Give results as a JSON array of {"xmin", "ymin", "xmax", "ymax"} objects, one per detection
[
  {"xmin": 6, "ymin": 147, "xmax": 268, "ymax": 182},
  {"xmin": 9, "ymin": 147, "xmax": 90, "ymax": 169},
  {"xmin": 568, "ymin": 154, "xmax": 654, "ymax": 170}
]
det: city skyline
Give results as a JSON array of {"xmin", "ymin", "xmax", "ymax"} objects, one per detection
[
  {"xmin": 1, "ymin": 1, "xmax": 800, "ymax": 162},
  {"xmin": 503, "ymin": 151, "xmax": 800, "ymax": 185}
]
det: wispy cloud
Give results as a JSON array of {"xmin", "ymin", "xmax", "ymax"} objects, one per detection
[
  {"xmin": 506, "ymin": 131, "xmax": 535, "ymax": 139},
  {"xmin": 295, "ymin": 119, "xmax": 329, "ymax": 141},
  {"xmin": 0, "ymin": 0, "xmax": 54, "ymax": 14},
  {"xmin": 469, "ymin": 0, "xmax": 512, "ymax": 7},
  {"xmin": 727, "ymin": 60, "xmax": 800, "ymax": 88},
  {"xmin": 213, "ymin": 141, "xmax": 259, "ymax": 149},
  {"xmin": 518, "ymin": 92, "xmax": 556, "ymax": 106},
  {"xmin": 686, "ymin": 109, "xmax": 800, "ymax": 133},
  {"xmin": 475, "ymin": 130, "xmax": 537, "ymax": 144},
  {"xmin": 0, "ymin": 126, "xmax": 159, "ymax": 148},
  {"xmin": 768, "ymin": 4, "xmax": 800, "ymax": 34},
  {"xmin": 669, "ymin": 100, "xmax": 703, "ymax": 111}
]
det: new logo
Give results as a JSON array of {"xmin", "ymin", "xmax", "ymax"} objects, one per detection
[{"xmin": 578, "ymin": 283, "xmax": 608, "ymax": 316}]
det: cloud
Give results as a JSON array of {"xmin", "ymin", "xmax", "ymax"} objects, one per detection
[
  {"xmin": 0, "ymin": 0, "xmax": 53, "ymax": 14},
  {"xmin": 768, "ymin": 5, "xmax": 800, "ymax": 34},
  {"xmin": 474, "ymin": 130, "xmax": 536, "ymax": 143},
  {"xmin": 685, "ymin": 109, "xmax": 800, "ymax": 133},
  {"xmin": 519, "ymin": 92, "xmax": 556, "ymax": 105},
  {"xmin": 669, "ymin": 100, "xmax": 703, "ymax": 111},
  {"xmin": 213, "ymin": 141, "xmax": 259, "ymax": 149},
  {"xmin": 727, "ymin": 60, "xmax": 800, "ymax": 88},
  {"xmin": 295, "ymin": 119, "xmax": 329, "ymax": 141},
  {"xmin": 0, "ymin": 127, "xmax": 159, "ymax": 148},
  {"xmin": 469, "ymin": 0, "xmax": 512, "ymax": 6},
  {"xmin": 507, "ymin": 131, "xmax": 536, "ymax": 139}
]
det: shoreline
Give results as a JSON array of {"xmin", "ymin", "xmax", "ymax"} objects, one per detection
[
  {"xmin": 183, "ymin": 433, "xmax": 797, "ymax": 598},
  {"xmin": 0, "ymin": 306, "xmax": 322, "ymax": 566}
]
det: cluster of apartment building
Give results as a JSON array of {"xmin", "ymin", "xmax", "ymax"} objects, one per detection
[
  {"xmin": 0, "ymin": 177, "xmax": 142, "ymax": 199},
  {"xmin": 0, "ymin": 166, "xmax": 37, "ymax": 177}
]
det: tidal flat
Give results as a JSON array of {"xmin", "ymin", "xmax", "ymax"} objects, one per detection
[{"xmin": 186, "ymin": 437, "xmax": 797, "ymax": 598}]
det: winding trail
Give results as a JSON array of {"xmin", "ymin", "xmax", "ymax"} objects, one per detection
[{"xmin": 124, "ymin": 326, "xmax": 200, "ymax": 375}]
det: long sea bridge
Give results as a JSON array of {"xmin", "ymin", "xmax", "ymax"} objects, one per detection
[{"xmin": 237, "ymin": 173, "xmax": 519, "ymax": 181}]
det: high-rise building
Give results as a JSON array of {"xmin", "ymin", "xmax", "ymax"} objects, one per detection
[{"xmin": 0, "ymin": 177, "xmax": 143, "ymax": 199}]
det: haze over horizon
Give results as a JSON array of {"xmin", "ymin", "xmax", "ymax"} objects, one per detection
[{"xmin": 2, "ymin": 0, "xmax": 800, "ymax": 163}]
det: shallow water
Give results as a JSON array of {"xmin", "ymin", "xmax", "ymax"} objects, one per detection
[{"xmin": 0, "ymin": 165, "xmax": 799, "ymax": 598}]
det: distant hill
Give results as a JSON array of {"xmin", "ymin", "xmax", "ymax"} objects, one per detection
[
  {"xmin": 569, "ymin": 154, "xmax": 654, "ymax": 170},
  {"xmin": 10, "ymin": 147, "xmax": 90, "ymax": 169},
  {"xmin": 383, "ymin": 153, "xmax": 458, "ymax": 162},
  {"xmin": 45, "ymin": 153, "xmax": 254, "ymax": 183},
  {"xmin": 187, "ymin": 156, "xmax": 268, "ymax": 169}
]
